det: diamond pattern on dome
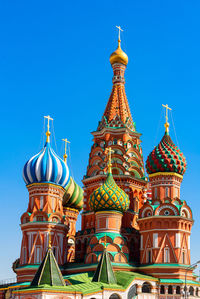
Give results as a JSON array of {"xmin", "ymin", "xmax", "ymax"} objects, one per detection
[
  {"xmin": 146, "ymin": 132, "xmax": 187, "ymax": 175},
  {"xmin": 89, "ymin": 173, "xmax": 130, "ymax": 212}
]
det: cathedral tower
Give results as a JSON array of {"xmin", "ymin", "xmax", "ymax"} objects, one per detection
[
  {"xmin": 15, "ymin": 117, "xmax": 71, "ymax": 282},
  {"xmin": 138, "ymin": 106, "xmax": 193, "ymax": 283},
  {"xmin": 76, "ymin": 28, "xmax": 147, "ymax": 263}
]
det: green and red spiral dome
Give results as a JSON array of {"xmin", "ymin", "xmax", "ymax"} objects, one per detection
[{"xmin": 146, "ymin": 132, "xmax": 187, "ymax": 175}]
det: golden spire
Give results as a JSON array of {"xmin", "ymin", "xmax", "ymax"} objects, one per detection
[
  {"xmin": 104, "ymin": 234, "xmax": 107, "ymax": 249},
  {"xmin": 44, "ymin": 115, "xmax": 53, "ymax": 143},
  {"xmin": 162, "ymin": 104, "xmax": 172, "ymax": 133},
  {"xmin": 62, "ymin": 138, "xmax": 70, "ymax": 163},
  {"xmin": 106, "ymin": 147, "xmax": 115, "ymax": 174},
  {"xmin": 48, "ymin": 231, "xmax": 52, "ymax": 249}
]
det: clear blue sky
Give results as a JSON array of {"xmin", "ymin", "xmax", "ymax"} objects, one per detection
[{"xmin": 0, "ymin": 0, "xmax": 200, "ymax": 279}]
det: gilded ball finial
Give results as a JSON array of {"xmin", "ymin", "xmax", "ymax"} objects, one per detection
[{"xmin": 110, "ymin": 26, "xmax": 128, "ymax": 66}]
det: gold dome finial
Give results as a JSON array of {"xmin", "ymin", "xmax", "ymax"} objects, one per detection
[
  {"xmin": 105, "ymin": 147, "xmax": 114, "ymax": 174},
  {"xmin": 62, "ymin": 138, "xmax": 70, "ymax": 163},
  {"xmin": 110, "ymin": 26, "xmax": 128, "ymax": 66},
  {"xmin": 162, "ymin": 104, "xmax": 172, "ymax": 133},
  {"xmin": 44, "ymin": 115, "xmax": 53, "ymax": 143}
]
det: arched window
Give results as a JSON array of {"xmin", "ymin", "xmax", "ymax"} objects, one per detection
[
  {"xmin": 168, "ymin": 285, "xmax": 173, "ymax": 294},
  {"xmin": 176, "ymin": 286, "xmax": 181, "ymax": 294},
  {"xmin": 160, "ymin": 285, "xmax": 165, "ymax": 294},
  {"xmin": 189, "ymin": 286, "xmax": 194, "ymax": 296},
  {"xmin": 128, "ymin": 284, "xmax": 137, "ymax": 299},
  {"xmin": 142, "ymin": 282, "xmax": 151, "ymax": 293},
  {"xmin": 109, "ymin": 294, "xmax": 121, "ymax": 299},
  {"xmin": 164, "ymin": 247, "xmax": 170, "ymax": 263}
]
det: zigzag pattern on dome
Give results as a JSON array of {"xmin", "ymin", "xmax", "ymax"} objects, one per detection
[
  {"xmin": 89, "ymin": 172, "xmax": 129, "ymax": 212},
  {"xmin": 146, "ymin": 132, "xmax": 187, "ymax": 175},
  {"xmin": 23, "ymin": 141, "xmax": 70, "ymax": 188}
]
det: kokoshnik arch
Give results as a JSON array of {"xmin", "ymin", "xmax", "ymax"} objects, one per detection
[{"xmin": 0, "ymin": 27, "xmax": 199, "ymax": 299}]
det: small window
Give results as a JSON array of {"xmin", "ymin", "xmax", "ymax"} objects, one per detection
[
  {"xmin": 160, "ymin": 285, "xmax": 165, "ymax": 294},
  {"xmin": 142, "ymin": 282, "xmax": 151, "ymax": 293},
  {"xmin": 154, "ymin": 188, "xmax": 157, "ymax": 199},
  {"xmin": 113, "ymin": 139, "xmax": 117, "ymax": 145},
  {"xmin": 176, "ymin": 286, "xmax": 181, "ymax": 294},
  {"xmin": 196, "ymin": 287, "xmax": 199, "ymax": 296},
  {"xmin": 165, "ymin": 187, "xmax": 169, "ymax": 197},
  {"xmin": 168, "ymin": 285, "xmax": 173, "ymax": 294},
  {"xmin": 164, "ymin": 248, "xmax": 170, "ymax": 263},
  {"xmin": 147, "ymin": 249, "xmax": 151, "ymax": 263},
  {"xmin": 35, "ymin": 247, "xmax": 41, "ymax": 264},
  {"xmin": 189, "ymin": 286, "xmax": 194, "ymax": 296},
  {"xmin": 40, "ymin": 196, "xmax": 44, "ymax": 209}
]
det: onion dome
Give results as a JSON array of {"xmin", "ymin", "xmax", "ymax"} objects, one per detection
[
  {"xmin": 89, "ymin": 172, "xmax": 129, "ymax": 212},
  {"xmin": 63, "ymin": 177, "xmax": 83, "ymax": 211},
  {"xmin": 23, "ymin": 118, "xmax": 70, "ymax": 188},
  {"xmin": 110, "ymin": 39, "xmax": 128, "ymax": 66},
  {"xmin": 146, "ymin": 132, "xmax": 187, "ymax": 175}
]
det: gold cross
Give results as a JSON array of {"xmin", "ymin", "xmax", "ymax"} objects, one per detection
[
  {"xmin": 116, "ymin": 25, "xmax": 123, "ymax": 41},
  {"xmin": 162, "ymin": 104, "xmax": 172, "ymax": 133},
  {"xmin": 104, "ymin": 234, "xmax": 107, "ymax": 249},
  {"xmin": 44, "ymin": 115, "xmax": 53, "ymax": 142},
  {"xmin": 62, "ymin": 138, "xmax": 70, "ymax": 163},
  {"xmin": 105, "ymin": 147, "xmax": 115, "ymax": 174}
]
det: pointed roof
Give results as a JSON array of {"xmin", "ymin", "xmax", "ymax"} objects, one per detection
[
  {"xmin": 98, "ymin": 82, "xmax": 135, "ymax": 132},
  {"xmin": 30, "ymin": 247, "xmax": 65, "ymax": 287},
  {"xmin": 92, "ymin": 249, "xmax": 117, "ymax": 284}
]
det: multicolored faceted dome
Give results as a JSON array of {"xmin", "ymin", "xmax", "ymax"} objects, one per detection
[
  {"xmin": 63, "ymin": 177, "xmax": 83, "ymax": 211},
  {"xmin": 23, "ymin": 141, "xmax": 70, "ymax": 188},
  {"xmin": 146, "ymin": 132, "xmax": 187, "ymax": 175},
  {"xmin": 89, "ymin": 173, "xmax": 130, "ymax": 212}
]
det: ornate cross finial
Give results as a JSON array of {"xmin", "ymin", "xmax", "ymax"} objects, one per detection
[
  {"xmin": 105, "ymin": 147, "xmax": 115, "ymax": 174},
  {"xmin": 116, "ymin": 25, "xmax": 123, "ymax": 41},
  {"xmin": 44, "ymin": 115, "xmax": 53, "ymax": 143},
  {"xmin": 162, "ymin": 104, "xmax": 172, "ymax": 133},
  {"xmin": 62, "ymin": 138, "xmax": 70, "ymax": 163}
]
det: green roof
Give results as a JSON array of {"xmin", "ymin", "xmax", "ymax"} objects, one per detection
[
  {"xmin": 92, "ymin": 249, "xmax": 117, "ymax": 284},
  {"xmin": 30, "ymin": 247, "xmax": 65, "ymax": 287}
]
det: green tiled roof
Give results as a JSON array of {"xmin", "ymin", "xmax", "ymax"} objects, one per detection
[
  {"xmin": 92, "ymin": 249, "xmax": 117, "ymax": 284},
  {"xmin": 30, "ymin": 247, "xmax": 65, "ymax": 287}
]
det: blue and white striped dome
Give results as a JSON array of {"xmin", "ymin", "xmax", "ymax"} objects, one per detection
[{"xmin": 23, "ymin": 141, "xmax": 70, "ymax": 188}]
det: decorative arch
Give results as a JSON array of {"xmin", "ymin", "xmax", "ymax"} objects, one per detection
[
  {"xmin": 109, "ymin": 293, "xmax": 121, "ymax": 299},
  {"xmin": 155, "ymin": 204, "xmax": 178, "ymax": 216}
]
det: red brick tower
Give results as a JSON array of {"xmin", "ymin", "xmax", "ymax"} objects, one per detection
[
  {"xmin": 76, "ymin": 30, "xmax": 147, "ymax": 263},
  {"xmin": 15, "ymin": 117, "xmax": 71, "ymax": 282},
  {"xmin": 138, "ymin": 106, "xmax": 194, "ymax": 283}
]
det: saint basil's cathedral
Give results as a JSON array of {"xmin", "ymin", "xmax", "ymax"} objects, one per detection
[{"xmin": 0, "ymin": 30, "xmax": 199, "ymax": 299}]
